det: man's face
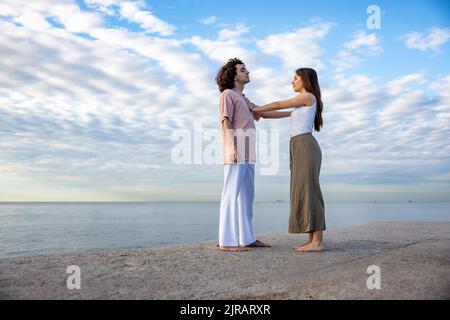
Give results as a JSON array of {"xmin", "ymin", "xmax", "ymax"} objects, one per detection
[{"xmin": 234, "ymin": 64, "xmax": 250, "ymax": 84}]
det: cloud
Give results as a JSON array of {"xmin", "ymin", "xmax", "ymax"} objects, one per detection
[
  {"xmin": 317, "ymin": 71, "xmax": 449, "ymax": 188},
  {"xmin": 333, "ymin": 30, "xmax": 382, "ymax": 71},
  {"xmin": 118, "ymin": 1, "xmax": 176, "ymax": 36},
  {"xmin": 0, "ymin": 0, "xmax": 225, "ymax": 199},
  {"xmin": 400, "ymin": 27, "xmax": 450, "ymax": 54},
  {"xmin": 89, "ymin": 28, "xmax": 214, "ymax": 98},
  {"xmin": 84, "ymin": 0, "xmax": 119, "ymax": 16},
  {"xmin": 50, "ymin": 2, "xmax": 104, "ymax": 33},
  {"xmin": 13, "ymin": 12, "xmax": 52, "ymax": 31},
  {"xmin": 0, "ymin": 1, "xmax": 449, "ymax": 201},
  {"xmin": 189, "ymin": 23, "xmax": 256, "ymax": 66},
  {"xmin": 199, "ymin": 16, "xmax": 217, "ymax": 25},
  {"xmin": 2, "ymin": 0, "xmax": 104, "ymax": 34},
  {"xmin": 386, "ymin": 73, "xmax": 427, "ymax": 95},
  {"xmin": 429, "ymin": 75, "xmax": 450, "ymax": 108},
  {"xmin": 190, "ymin": 36, "xmax": 255, "ymax": 65},
  {"xmin": 381, "ymin": 73, "xmax": 429, "ymax": 124},
  {"xmin": 218, "ymin": 23, "xmax": 249, "ymax": 40},
  {"xmin": 84, "ymin": 0, "xmax": 177, "ymax": 36},
  {"xmin": 257, "ymin": 22, "xmax": 334, "ymax": 70}
]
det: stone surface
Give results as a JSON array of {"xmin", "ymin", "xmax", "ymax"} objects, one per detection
[{"xmin": 1, "ymin": 221, "xmax": 449, "ymax": 299}]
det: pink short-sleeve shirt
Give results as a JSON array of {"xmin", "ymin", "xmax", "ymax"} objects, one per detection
[{"xmin": 219, "ymin": 89, "xmax": 261, "ymax": 164}]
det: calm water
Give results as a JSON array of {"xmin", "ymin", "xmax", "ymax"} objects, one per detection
[{"xmin": 0, "ymin": 202, "xmax": 449, "ymax": 257}]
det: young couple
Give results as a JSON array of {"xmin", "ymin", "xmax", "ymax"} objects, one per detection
[{"xmin": 216, "ymin": 58, "xmax": 325, "ymax": 253}]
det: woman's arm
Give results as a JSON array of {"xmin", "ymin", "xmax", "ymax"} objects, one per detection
[
  {"xmin": 259, "ymin": 111, "xmax": 292, "ymax": 119},
  {"xmin": 252, "ymin": 93, "xmax": 313, "ymax": 112}
]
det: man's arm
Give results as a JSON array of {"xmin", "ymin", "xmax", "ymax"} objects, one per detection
[{"xmin": 221, "ymin": 117, "xmax": 237, "ymax": 163}]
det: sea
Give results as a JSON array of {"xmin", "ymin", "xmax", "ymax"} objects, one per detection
[{"xmin": 1, "ymin": 201, "xmax": 449, "ymax": 257}]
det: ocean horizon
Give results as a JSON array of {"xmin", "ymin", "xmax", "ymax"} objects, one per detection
[{"xmin": 1, "ymin": 201, "xmax": 449, "ymax": 258}]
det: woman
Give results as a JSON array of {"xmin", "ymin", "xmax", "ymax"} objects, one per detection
[{"xmin": 253, "ymin": 68, "xmax": 325, "ymax": 252}]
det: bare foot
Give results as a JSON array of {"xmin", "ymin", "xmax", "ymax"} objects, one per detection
[
  {"xmin": 219, "ymin": 246, "xmax": 249, "ymax": 252},
  {"xmin": 294, "ymin": 243, "xmax": 324, "ymax": 252},
  {"xmin": 245, "ymin": 240, "xmax": 271, "ymax": 248},
  {"xmin": 292, "ymin": 240, "xmax": 312, "ymax": 250}
]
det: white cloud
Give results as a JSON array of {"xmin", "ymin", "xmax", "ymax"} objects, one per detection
[
  {"xmin": 429, "ymin": 74, "xmax": 450, "ymax": 133},
  {"xmin": 84, "ymin": 0, "xmax": 177, "ymax": 36},
  {"xmin": 343, "ymin": 30, "xmax": 382, "ymax": 52},
  {"xmin": 218, "ymin": 23, "xmax": 249, "ymax": 40},
  {"xmin": 84, "ymin": 0, "xmax": 119, "ymax": 15},
  {"xmin": 386, "ymin": 73, "xmax": 427, "ymax": 95},
  {"xmin": 1, "ymin": 0, "xmax": 104, "ymax": 34},
  {"xmin": 0, "ymin": 1, "xmax": 449, "ymax": 201},
  {"xmin": 257, "ymin": 22, "xmax": 334, "ymax": 71},
  {"xmin": 429, "ymin": 75, "xmax": 450, "ymax": 105},
  {"xmin": 189, "ymin": 22, "xmax": 257, "ymax": 67},
  {"xmin": 401, "ymin": 27, "xmax": 450, "ymax": 53},
  {"xmin": 13, "ymin": 12, "xmax": 52, "ymax": 31},
  {"xmin": 190, "ymin": 36, "xmax": 255, "ymax": 65},
  {"xmin": 199, "ymin": 16, "xmax": 217, "ymax": 25},
  {"xmin": 89, "ymin": 28, "xmax": 215, "ymax": 101},
  {"xmin": 333, "ymin": 30, "xmax": 382, "ymax": 71},
  {"xmin": 50, "ymin": 2, "xmax": 104, "ymax": 33},
  {"xmin": 118, "ymin": 1, "xmax": 176, "ymax": 36}
]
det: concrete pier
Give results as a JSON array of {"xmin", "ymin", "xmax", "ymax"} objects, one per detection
[{"xmin": 1, "ymin": 221, "xmax": 449, "ymax": 299}]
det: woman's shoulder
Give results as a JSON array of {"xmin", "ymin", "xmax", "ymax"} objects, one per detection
[
  {"xmin": 290, "ymin": 92, "xmax": 315, "ymax": 108},
  {"xmin": 303, "ymin": 92, "xmax": 316, "ymax": 107}
]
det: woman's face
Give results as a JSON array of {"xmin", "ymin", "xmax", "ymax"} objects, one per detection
[{"xmin": 292, "ymin": 73, "xmax": 304, "ymax": 92}]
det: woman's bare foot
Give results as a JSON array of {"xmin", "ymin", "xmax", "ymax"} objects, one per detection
[
  {"xmin": 292, "ymin": 234, "xmax": 314, "ymax": 250},
  {"xmin": 219, "ymin": 246, "xmax": 249, "ymax": 252},
  {"xmin": 293, "ymin": 242, "xmax": 324, "ymax": 252},
  {"xmin": 293, "ymin": 240, "xmax": 312, "ymax": 250}
]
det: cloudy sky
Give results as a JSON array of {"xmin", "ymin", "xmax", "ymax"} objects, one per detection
[{"xmin": 0, "ymin": 0, "xmax": 449, "ymax": 202}]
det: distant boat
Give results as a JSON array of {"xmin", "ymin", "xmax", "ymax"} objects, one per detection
[
  {"xmin": 276, "ymin": 200, "xmax": 284, "ymax": 203},
  {"xmin": 408, "ymin": 200, "xmax": 413, "ymax": 203}
]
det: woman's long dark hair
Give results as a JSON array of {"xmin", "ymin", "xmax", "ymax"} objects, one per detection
[
  {"xmin": 215, "ymin": 58, "xmax": 243, "ymax": 92},
  {"xmin": 296, "ymin": 68, "xmax": 324, "ymax": 132}
]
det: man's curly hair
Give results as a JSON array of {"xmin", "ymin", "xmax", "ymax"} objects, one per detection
[{"xmin": 215, "ymin": 58, "xmax": 244, "ymax": 92}]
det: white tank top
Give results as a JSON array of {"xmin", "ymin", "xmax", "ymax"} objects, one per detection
[{"xmin": 290, "ymin": 95, "xmax": 316, "ymax": 137}]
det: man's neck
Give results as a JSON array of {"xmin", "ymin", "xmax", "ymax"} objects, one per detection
[{"xmin": 233, "ymin": 82, "xmax": 245, "ymax": 94}]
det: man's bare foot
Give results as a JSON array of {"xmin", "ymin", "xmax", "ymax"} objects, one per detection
[
  {"xmin": 293, "ymin": 243, "xmax": 324, "ymax": 252},
  {"xmin": 245, "ymin": 240, "xmax": 271, "ymax": 248},
  {"xmin": 219, "ymin": 246, "xmax": 249, "ymax": 252}
]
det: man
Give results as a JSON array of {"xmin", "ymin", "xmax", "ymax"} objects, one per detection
[{"xmin": 215, "ymin": 58, "xmax": 289, "ymax": 252}]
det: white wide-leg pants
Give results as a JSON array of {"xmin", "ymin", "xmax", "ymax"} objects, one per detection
[{"xmin": 219, "ymin": 163, "xmax": 256, "ymax": 247}]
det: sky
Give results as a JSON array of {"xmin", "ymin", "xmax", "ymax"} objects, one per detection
[{"xmin": 0, "ymin": 0, "xmax": 449, "ymax": 202}]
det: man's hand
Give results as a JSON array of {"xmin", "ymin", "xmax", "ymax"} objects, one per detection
[{"xmin": 224, "ymin": 146, "xmax": 237, "ymax": 164}]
